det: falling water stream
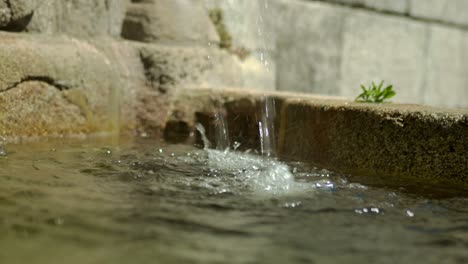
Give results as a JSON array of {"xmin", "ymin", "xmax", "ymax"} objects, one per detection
[{"xmin": 258, "ymin": 97, "xmax": 276, "ymax": 158}]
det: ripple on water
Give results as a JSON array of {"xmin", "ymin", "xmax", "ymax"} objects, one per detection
[{"xmin": 0, "ymin": 139, "xmax": 467, "ymax": 264}]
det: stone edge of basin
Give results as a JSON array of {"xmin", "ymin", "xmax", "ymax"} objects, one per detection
[{"xmin": 169, "ymin": 87, "xmax": 468, "ymax": 185}]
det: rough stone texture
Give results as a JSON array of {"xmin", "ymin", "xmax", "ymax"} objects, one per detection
[
  {"xmin": 0, "ymin": 81, "xmax": 89, "ymax": 137},
  {"xmin": 0, "ymin": 0, "xmax": 36, "ymax": 31},
  {"xmin": 138, "ymin": 44, "xmax": 242, "ymax": 91},
  {"xmin": 134, "ymin": 43, "xmax": 244, "ymax": 136},
  {"xmin": 0, "ymin": 32, "xmax": 143, "ymax": 138},
  {"xmin": 171, "ymin": 88, "xmax": 468, "ymax": 184},
  {"xmin": 409, "ymin": 0, "xmax": 468, "ymax": 27},
  {"xmin": 122, "ymin": 0, "xmax": 219, "ymax": 45},
  {"xmin": 340, "ymin": 10, "xmax": 427, "ymax": 104},
  {"xmin": 0, "ymin": 0, "xmax": 128, "ymax": 37},
  {"xmin": 0, "ymin": 1, "xmax": 11, "ymax": 27},
  {"xmin": 0, "ymin": 30, "xmax": 246, "ymax": 139},
  {"xmin": 424, "ymin": 26, "xmax": 468, "ymax": 108}
]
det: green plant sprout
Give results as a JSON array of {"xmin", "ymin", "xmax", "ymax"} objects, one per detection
[{"xmin": 355, "ymin": 81, "xmax": 396, "ymax": 103}]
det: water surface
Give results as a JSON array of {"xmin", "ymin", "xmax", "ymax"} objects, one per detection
[{"xmin": 0, "ymin": 138, "xmax": 467, "ymax": 264}]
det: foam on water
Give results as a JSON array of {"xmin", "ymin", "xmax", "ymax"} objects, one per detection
[
  {"xmin": 206, "ymin": 149, "xmax": 311, "ymax": 196},
  {"xmin": 196, "ymin": 123, "xmax": 309, "ymax": 195}
]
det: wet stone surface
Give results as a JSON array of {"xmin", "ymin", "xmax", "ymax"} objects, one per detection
[{"xmin": 0, "ymin": 138, "xmax": 467, "ymax": 264}]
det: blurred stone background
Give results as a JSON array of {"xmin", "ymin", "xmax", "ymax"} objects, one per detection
[
  {"xmin": 204, "ymin": 0, "xmax": 468, "ymax": 108},
  {"xmin": 0, "ymin": 0, "xmax": 466, "ymax": 138}
]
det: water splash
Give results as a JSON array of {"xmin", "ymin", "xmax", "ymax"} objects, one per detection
[
  {"xmin": 206, "ymin": 149, "xmax": 307, "ymax": 196},
  {"xmin": 196, "ymin": 123, "xmax": 308, "ymax": 196}
]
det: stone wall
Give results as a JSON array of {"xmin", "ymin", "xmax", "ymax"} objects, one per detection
[
  {"xmin": 0, "ymin": 0, "xmax": 245, "ymax": 139},
  {"xmin": 0, "ymin": 0, "xmax": 467, "ymax": 140},
  {"xmin": 205, "ymin": 0, "xmax": 468, "ymax": 108}
]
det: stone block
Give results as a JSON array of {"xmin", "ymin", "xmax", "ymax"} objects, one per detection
[
  {"xmin": 122, "ymin": 0, "xmax": 219, "ymax": 45},
  {"xmin": 410, "ymin": 0, "xmax": 468, "ymax": 27},
  {"xmin": 340, "ymin": 10, "xmax": 427, "ymax": 104},
  {"xmin": 274, "ymin": 0, "xmax": 347, "ymax": 95},
  {"xmin": 423, "ymin": 26, "xmax": 468, "ymax": 108},
  {"xmin": 0, "ymin": 0, "xmax": 128, "ymax": 37},
  {"xmin": 0, "ymin": 33, "xmax": 143, "ymax": 138},
  {"xmin": 203, "ymin": 0, "xmax": 276, "ymax": 52},
  {"xmin": 119, "ymin": 43, "xmax": 244, "ymax": 135},
  {"xmin": 203, "ymin": 0, "xmax": 277, "ymax": 90},
  {"xmin": 137, "ymin": 44, "xmax": 243, "ymax": 92}
]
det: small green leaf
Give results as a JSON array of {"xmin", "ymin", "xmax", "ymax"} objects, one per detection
[{"xmin": 356, "ymin": 81, "xmax": 396, "ymax": 103}]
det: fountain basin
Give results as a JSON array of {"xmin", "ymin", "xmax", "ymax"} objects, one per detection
[
  {"xmin": 0, "ymin": 33, "xmax": 466, "ymax": 187},
  {"xmin": 1, "ymin": 84, "xmax": 466, "ymax": 187}
]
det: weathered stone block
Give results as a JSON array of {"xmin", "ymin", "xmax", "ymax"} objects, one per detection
[
  {"xmin": 340, "ymin": 10, "xmax": 427, "ymax": 104},
  {"xmin": 137, "ymin": 44, "xmax": 242, "ymax": 92},
  {"xmin": 424, "ymin": 26, "xmax": 468, "ymax": 108},
  {"xmin": 0, "ymin": 33, "xmax": 143, "ymax": 138},
  {"xmin": 134, "ymin": 43, "xmax": 244, "ymax": 135},
  {"xmin": 0, "ymin": 0, "xmax": 128, "ymax": 36},
  {"xmin": 171, "ymin": 87, "xmax": 468, "ymax": 183},
  {"xmin": 410, "ymin": 0, "xmax": 468, "ymax": 27},
  {"xmin": 122, "ymin": 0, "xmax": 219, "ymax": 45}
]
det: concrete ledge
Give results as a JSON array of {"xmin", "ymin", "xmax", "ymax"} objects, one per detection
[{"xmin": 170, "ymin": 87, "xmax": 468, "ymax": 184}]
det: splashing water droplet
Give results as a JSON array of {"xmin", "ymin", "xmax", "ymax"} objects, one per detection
[
  {"xmin": 283, "ymin": 201, "xmax": 302, "ymax": 208},
  {"xmin": 233, "ymin": 141, "xmax": 241, "ymax": 150},
  {"xmin": 406, "ymin": 210, "xmax": 415, "ymax": 217}
]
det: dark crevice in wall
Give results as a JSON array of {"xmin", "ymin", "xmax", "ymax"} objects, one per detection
[
  {"xmin": 308, "ymin": 0, "xmax": 468, "ymax": 32},
  {"xmin": 1, "ymin": 12, "xmax": 32, "ymax": 31},
  {"xmin": 0, "ymin": 0, "xmax": 32, "ymax": 31},
  {"xmin": 0, "ymin": 76, "xmax": 72, "ymax": 94},
  {"xmin": 139, "ymin": 51, "xmax": 174, "ymax": 94}
]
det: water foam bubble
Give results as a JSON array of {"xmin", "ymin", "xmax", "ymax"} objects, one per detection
[{"xmin": 206, "ymin": 150, "xmax": 311, "ymax": 196}]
